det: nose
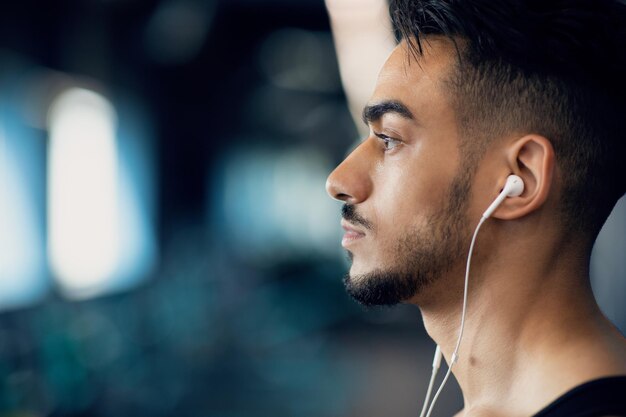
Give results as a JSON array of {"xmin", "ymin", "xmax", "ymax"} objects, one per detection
[{"xmin": 325, "ymin": 141, "xmax": 373, "ymax": 204}]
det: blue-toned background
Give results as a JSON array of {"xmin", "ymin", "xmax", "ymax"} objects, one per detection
[{"xmin": 0, "ymin": 1, "xmax": 624, "ymax": 416}]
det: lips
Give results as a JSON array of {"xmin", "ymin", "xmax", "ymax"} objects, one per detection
[{"xmin": 341, "ymin": 220, "xmax": 366, "ymax": 247}]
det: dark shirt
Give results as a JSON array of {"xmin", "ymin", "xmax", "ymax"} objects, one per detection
[{"xmin": 533, "ymin": 376, "xmax": 626, "ymax": 417}]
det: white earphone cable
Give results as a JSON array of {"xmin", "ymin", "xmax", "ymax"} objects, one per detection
[
  {"xmin": 422, "ymin": 215, "xmax": 487, "ymax": 417},
  {"xmin": 418, "ymin": 345, "xmax": 441, "ymax": 417}
]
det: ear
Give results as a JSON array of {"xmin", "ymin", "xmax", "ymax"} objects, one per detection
[{"xmin": 492, "ymin": 135, "xmax": 555, "ymax": 220}]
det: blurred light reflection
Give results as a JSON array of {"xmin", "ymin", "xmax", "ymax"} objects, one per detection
[
  {"xmin": 48, "ymin": 88, "xmax": 120, "ymax": 298},
  {"xmin": 144, "ymin": 0, "xmax": 215, "ymax": 66},
  {"xmin": 47, "ymin": 88, "xmax": 156, "ymax": 300},
  {"xmin": 211, "ymin": 145, "xmax": 342, "ymax": 263},
  {"xmin": 259, "ymin": 28, "xmax": 341, "ymax": 93},
  {"xmin": 0, "ymin": 106, "xmax": 47, "ymax": 311}
]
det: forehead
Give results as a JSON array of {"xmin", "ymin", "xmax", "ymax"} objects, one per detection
[{"xmin": 371, "ymin": 39, "xmax": 457, "ymax": 121}]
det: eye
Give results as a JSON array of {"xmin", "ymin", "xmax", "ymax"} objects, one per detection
[{"xmin": 375, "ymin": 133, "xmax": 401, "ymax": 152}]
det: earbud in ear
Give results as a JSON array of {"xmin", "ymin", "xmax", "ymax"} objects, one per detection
[
  {"xmin": 482, "ymin": 175, "xmax": 525, "ymax": 219},
  {"xmin": 502, "ymin": 174, "xmax": 524, "ymax": 197}
]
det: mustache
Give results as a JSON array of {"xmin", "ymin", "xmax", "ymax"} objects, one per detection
[{"xmin": 341, "ymin": 204, "xmax": 373, "ymax": 231}]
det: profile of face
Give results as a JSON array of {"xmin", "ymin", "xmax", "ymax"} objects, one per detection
[{"xmin": 326, "ymin": 40, "xmax": 475, "ymax": 307}]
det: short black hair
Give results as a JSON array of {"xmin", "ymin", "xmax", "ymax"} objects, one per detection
[{"xmin": 390, "ymin": 0, "xmax": 626, "ymax": 237}]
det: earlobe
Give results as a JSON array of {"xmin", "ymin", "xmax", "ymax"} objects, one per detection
[{"xmin": 492, "ymin": 135, "xmax": 555, "ymax": 220}]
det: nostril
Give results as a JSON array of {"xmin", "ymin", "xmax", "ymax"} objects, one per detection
[
  {"xmin": 326, "ymin": 176, "xmax": 350, "ymax": 202},
  {"xmin": 326, "ymin": 152, "xmax": 370, "ymax": 204}
]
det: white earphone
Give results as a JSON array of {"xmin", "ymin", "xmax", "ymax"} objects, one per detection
[
  {"xmin": 419, "ymin": 175, "xmax": 524, "ymax": 417},
  {"xmin": 482, "ymin": 175, "xmax": 525, "ymax": 218}
]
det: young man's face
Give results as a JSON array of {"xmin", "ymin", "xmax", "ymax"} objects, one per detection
[{"xmin": 326, "ymin": 40, "xmax": 474, "ymax": 306}]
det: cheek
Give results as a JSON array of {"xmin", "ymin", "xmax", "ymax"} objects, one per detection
[{"xmin": 371, "ymin": 155, "xmax": 452, "ymax": 230}]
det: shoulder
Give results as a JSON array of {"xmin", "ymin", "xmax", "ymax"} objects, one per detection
[{"xmin": 533, "ymin": 376, "xmax": 626, "ymax": 417}]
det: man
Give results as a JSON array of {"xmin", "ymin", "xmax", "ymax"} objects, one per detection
[{"xmin": 325, "ymin": 0, "xmax": 626, "ymax": 415}]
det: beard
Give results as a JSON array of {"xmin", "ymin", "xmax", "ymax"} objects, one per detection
[{"xmin": 342, "ymin": 169, "xmax": 472, "ymax": 307}]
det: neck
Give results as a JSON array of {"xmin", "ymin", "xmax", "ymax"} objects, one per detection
[{"xmin": 416, "ymin": 223, "xmax": 609, "ymax": 414}]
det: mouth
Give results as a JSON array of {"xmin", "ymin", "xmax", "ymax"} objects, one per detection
[{"xmin": 341, "ymin": 219, "xmax": 366, "ymax": 247}]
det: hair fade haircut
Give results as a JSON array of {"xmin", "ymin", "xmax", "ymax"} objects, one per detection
[{"xmin": 389, "ymin": 0, "xmax": 626, "ymax": 237}]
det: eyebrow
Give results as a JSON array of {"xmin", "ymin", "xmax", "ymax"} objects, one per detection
[{"xmin": 361, "ymin": 100, "xmax": 414, "ymax": 126}]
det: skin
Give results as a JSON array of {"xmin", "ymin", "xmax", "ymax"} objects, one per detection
[{"xmin": 325, "ymin": 39, "xmax": 626, "ymax": 416}]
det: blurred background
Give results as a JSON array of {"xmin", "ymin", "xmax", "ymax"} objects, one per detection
[{"xmin": 0, "ymin": 0, "xmax": 624, "ymax": 416}]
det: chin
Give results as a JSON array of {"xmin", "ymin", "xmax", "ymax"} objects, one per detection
[{"xmin": 342, "ymin": 266, "xmax": 423, "ymax": 307}]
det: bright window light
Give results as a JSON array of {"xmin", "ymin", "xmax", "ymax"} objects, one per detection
[{"xmin": 47, "ymin": 88, "xmax": 120, "ymax": 298}]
